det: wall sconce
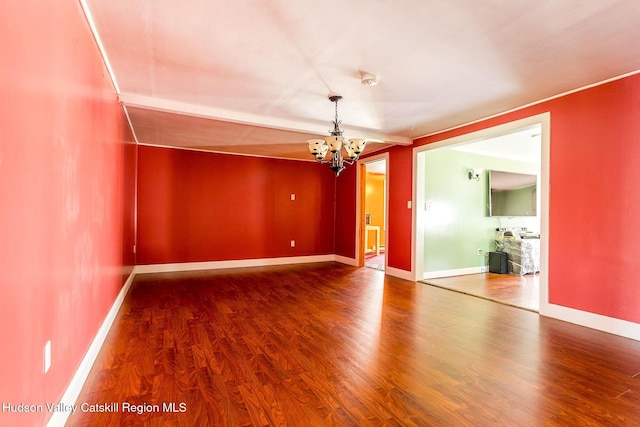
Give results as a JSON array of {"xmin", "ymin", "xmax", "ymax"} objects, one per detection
[{"xmin": 468, "ymin": 168, "xmax": 484, "ymax": 181}]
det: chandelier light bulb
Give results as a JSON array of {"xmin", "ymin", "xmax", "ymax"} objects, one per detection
[{"xmin": 306, "ymin": 95, "xmax": 367, "ymax": 176}]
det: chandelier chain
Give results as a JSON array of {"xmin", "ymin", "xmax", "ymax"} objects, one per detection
[{"xmin": 306, "ymin": 94, "xmax": 367, "ymax": 176}]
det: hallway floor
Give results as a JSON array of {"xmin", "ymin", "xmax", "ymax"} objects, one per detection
[{"xmin": 364, "ymin": 252, "xmax": 385, "ymax": 271}]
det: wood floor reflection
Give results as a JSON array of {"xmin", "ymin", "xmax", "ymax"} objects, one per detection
[
  {"xmin": 423, "ymin": 272, "xmax": 539, "ymax": 312},
  {"xmin": 65, "ymin": 263, "xmax": 640, "ymax": 426}
]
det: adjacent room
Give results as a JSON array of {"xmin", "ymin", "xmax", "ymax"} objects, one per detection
[
  {"xmin": 418, "ymin": 123, "xmax": 543, "ymax": 312},
  {"xmin": 363, "ymin": 158, "xmax": 387, "ymax": 272},
  {"xmin": 3, "ymin": 1, "xmax": 640, "ymax": 426}
]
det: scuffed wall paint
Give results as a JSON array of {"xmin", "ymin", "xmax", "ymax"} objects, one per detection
[{"xmin": 0, "ymin": 1, "xmax": 136, "ymax": 426}]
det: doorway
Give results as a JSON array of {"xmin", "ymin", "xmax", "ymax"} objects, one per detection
[
  {"xmin": 359, "ymin": 155, "xmax": 388, "ymax": 271},
  {"xmin": 413, "ymin": 113, "xmax": 550, "ymax": 313}
]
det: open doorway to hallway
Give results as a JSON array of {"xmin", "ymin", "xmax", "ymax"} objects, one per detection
[
  {"xmin": 414, "ymin": 113, "xmax": 549, "ymax": 311},
  {"xmin": 362, "ymin": 158, "xmax": 387, "ymax": 271}
]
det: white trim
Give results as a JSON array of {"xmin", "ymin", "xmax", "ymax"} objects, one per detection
[
  {"xmin": 119, "ymin": 93, "xmax": 412, "ymax": 146},
  {"xmin": 46, "ymin": 270, "xmax": 136, "ymax": 427},
  {"xmin": 48, "ymin": 255, "xmax": 340, "ymax": 426},
  {"xmin": 335, "ymin": 255, "xmax": 358, "ymax": 266},
  {"xmin": 78, "ymin": 0, "xmax": 121, "ymax": 94},
  {"xmin": 538, "ymin": 114, "xmax": 551, "ymax": 315},
  {"xmin": 136, "ymin": 142, "xmax": 317, "ymax": 163},
  {"xmin": 134, "ymin": 255, "xmax": 335, "ymax": 275},
  {"xmin": 46, "ymin": 251, "xmax": 640, "ymax": 427},
  {"xmin": 357, "ymin": 153, "xmax": 390, "ymax": 270},
  {"xmin": 544, "ymin": 304, "xmax": 640, "ymax": 342},
  {"xmin": 121, "ymin": 106, "xmax": 140, "ymax": 145},
  {"xmin": 385, "ymin": 266, "xmax": 414, "ymax": 281},
  {"xmin": 411, "ymin": 148, "xmax": 423, "ymax": 282},
  {"xmin": 412, "ymin": 112, "xmax": 551, "ymax": 313},
  {"xmin": 422, "ymin": 267, "xmax": 485, "ymax": 280},
  {"xmin": 413, "ymin": 69, "xmax": 640, "ymax": 141}
]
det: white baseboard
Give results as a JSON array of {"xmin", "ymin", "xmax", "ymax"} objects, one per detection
[
  {"xmin": 385, "ymin": 266, "xmax": 414, "ymax": 281},
  {"xmin": 48, "ymin": 258, "xmax": 640, "ymax": 427},
  {"xmin": 46, "ymin": 270, "xmax": 136, "ymax": 427},
  {"xmin": 542, "ymin": 303, "xmax": 640, "ymax": 341},
  {"xmin": 334, "ymin": 255, "xmax": 358, "ymax": 266},
  {"xmin": 134, "ymin": 254, "xmax": 335, "ymax": 274},
  {"xmin": 422, "ymin": 266, "xmax": 484, "ymax": 280},
  {"xmin": 336, "ymin": 256, "xmax": 414, "ymax": 282}
]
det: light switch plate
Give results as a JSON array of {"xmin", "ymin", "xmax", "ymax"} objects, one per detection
[{"xmin": 44, "ymin": 340, "xmax": 51, "ymax": 373}]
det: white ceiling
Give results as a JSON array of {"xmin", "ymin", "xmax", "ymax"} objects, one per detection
[
  {"xmin": 451, "ymin": 124, "xmax": 541, "ymax": 164},
  {"xmin": 83, "ymin": 0, "xmax": 640, "ymax": 161}
]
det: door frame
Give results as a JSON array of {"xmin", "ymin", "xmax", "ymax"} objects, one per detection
[
  {"xmin": 412, "ymin": 112, "xmax": 550, "ymax": 314},
  {"xmin": 356, "ymin": 153, "xmax": 390, "ymax": 269}
]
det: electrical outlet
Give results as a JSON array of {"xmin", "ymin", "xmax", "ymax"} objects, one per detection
[
  {"xmin": 44, "ymin": 341, "xmax": 51, "ymax": 373},
  {"xmin": 290, "ymin": 240, "xmax": 295, "ymax": 247},
  {"xmin": 477, "ymin": 248, "xmax": 484, "ymax": 255}
]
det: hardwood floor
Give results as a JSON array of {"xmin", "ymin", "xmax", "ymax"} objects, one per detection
[
  {"xmin": 65, "ymin": 263, "xmax": 640, "ymax": 426},
  {"xmin": 423, "ymin": 273, "xmax": 539, "ymax": 312}
]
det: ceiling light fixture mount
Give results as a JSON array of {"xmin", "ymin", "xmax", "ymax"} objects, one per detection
[{"xmin": 307, "ymin": 95, "xmax": 367, "ymax": 176}]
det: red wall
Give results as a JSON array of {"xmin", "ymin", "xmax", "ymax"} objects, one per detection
[
  {"xmin": 0, "ymin": 2, "xmax": 136, "ymax": 426},
  {"xmin": 386, "ymin": 145, "xmax": 414, "ymax": 271},
  {"xmin": 546, "ymin": 76, "xmax": 640, "ymax": 322},
  {"xmin": 334, "ymin": 165, "xmax": 357, "ymax": 258},
  {"xmin": 412, "ymin": 74, "xmax": 640, "ymax": 324},
  {"xmin": 137, "ymin": 146, "xmax": 336, "ymax": 264},
  {"xmin": 334, "ymin": 146, "xmax": 414, "ymax": 271},
  {"xmin": 1, "ymin": 6, "xmax": 637, "ymax": 425}
]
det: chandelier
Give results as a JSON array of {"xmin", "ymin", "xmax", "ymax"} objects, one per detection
[{"xmin": 306, "ymin": 95, "xmax": 367, "ymax": 176}]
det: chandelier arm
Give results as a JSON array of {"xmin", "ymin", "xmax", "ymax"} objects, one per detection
[
  {"xmin": 307, "ymin": 94, "xmax": 365, "ymax": 176},
  {"xmin": 313, "ymin": 155, "xmax": 360, "ymax": 166}
]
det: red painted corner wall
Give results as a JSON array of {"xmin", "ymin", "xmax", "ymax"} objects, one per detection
[
  {"xmin": 386, "ymin": 146, "xmax": 414, "ymax": 272},
  {"xmin": 137, "ymin": 146, "xmax": 336, "ymax": 264},
  {"xmin": 0, "ymin": 2, "xmax": 136, "ymax": 426},
  {"xmin": 546, "ymin": 75, "xmax": 640, "ymax": 322},
  {"xmin": 334, "ymin": 165, "xmax": 357, "ymax": 259},
  {"xmin": 334, "ymin": 148, "xmax": 414, "ymax": 270},
  {"xmin": 413, "ymin": 73, "xmax": 640, "ymax": 324}
]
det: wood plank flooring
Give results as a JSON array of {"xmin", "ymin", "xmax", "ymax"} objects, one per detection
[
  {"xmin": 423, "ymin": 273, "xmax": 539, "ymax": 312},
  {"xmin": 65, "ymin": 263, "xmax": 640, "ymax": 426}
]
